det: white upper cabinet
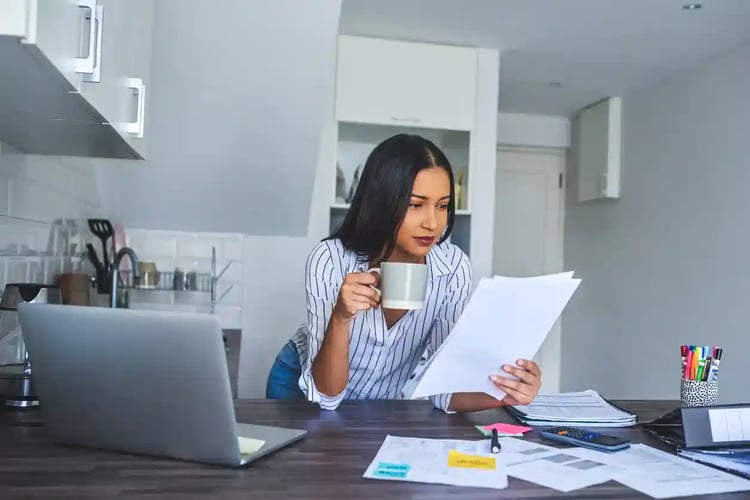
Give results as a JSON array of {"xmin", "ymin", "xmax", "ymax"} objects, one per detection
[
  {"xmin": 79, "ymin": 0, "xmax": 153, "ymax": 158},
  {"xmin": 0, "ymin": 0, "xmax": 153, "ymax": 159},
  {"xmin": 577, "ymin": 97, "xmax": 622, "ymax": 201},
  {"xmin": 335, "ymin": 35, "xmax": 478, "ymax": 131},
  {"xmin": 24, "ymin": 0, "xmax": 87, "ymax": 90}
]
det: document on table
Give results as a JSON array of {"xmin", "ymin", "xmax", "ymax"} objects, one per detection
[
  {"xmin": 410, "ymin": 273, "xmax": 580, "ymax": 400},
  {"xmin": 679, "ymin": 449, "xmax": 750, "ymax": 479},
  {"xmin": 363, "ymin": 435, "xmax": 508, "ymax": 490},
  {"xmin": 498, "ymin": 437, "xmax": 619, "ymax": 492},
  {"xmin": 569, "ymin": 443, "xmax": 750, "ymax": 498}
]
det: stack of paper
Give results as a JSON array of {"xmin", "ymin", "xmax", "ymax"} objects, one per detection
[
  {"xmin": 507, "ymin": 390, "xmax": 637, "ymax": 427},
  {"xmin": 410, "ymin": 272, "xmax": 581, "ymax": 401}
]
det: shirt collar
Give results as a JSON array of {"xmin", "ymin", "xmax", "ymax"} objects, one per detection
[{"xmin": 426, "ymin": 243, "xmax": 453, "ymax": 280}]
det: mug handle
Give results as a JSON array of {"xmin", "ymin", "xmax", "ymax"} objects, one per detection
[{"xmin": 367, "ymin": 267, "xmax": 381, "ymax": 296}]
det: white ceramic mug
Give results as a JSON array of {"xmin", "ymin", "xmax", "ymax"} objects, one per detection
[{"xmin": 370, "ymin": 262, "xmax": 429, "ymax": 310}]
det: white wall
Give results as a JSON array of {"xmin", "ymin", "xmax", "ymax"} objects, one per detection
[
  {"xmin": 122, "ymin": 229, "xmax": 244, "ymax": 328},
  {"xmin": 101, "ymin": 0, "xmax": 342, "ymax": 237},
  {"xmin": 562, "ymin": 43, "xmax": 750, "ymax": 402},
  {"xmin": 497, "ymin": 112, "xmax": 570, "ymax": 149},
  {"xmin": 0, "ymin": 142, "xmax": 103, "ymax": 289},
  {"xmin": 238, "ymin": 236, "xmax": 312, "ymax": 398}
]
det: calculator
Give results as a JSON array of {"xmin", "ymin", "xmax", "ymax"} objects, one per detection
[{"xmin": 540, "ymin": 426, "xmax": 631, "ymax": 452}]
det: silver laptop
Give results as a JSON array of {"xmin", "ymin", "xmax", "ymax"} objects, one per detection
[{"xmin": 17, "ymin": 303, "xmax": 306, "ymax": 467}]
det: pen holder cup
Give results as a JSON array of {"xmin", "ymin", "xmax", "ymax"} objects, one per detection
[{"xmin": 680, "ymin": 378, "xmax": 718, "ymax": 407}]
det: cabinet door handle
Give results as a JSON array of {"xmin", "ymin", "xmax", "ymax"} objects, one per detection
[
  {"xmin": 75, "ymin": 0, "xmax": 97, "ymax": 74},
  {"xmin": 82, "ymin": 4, "xmax": 103, "ymax": 82},
  {"xmin": 126, "ymin": 78, "xmax": 146, "ymax": 138}
]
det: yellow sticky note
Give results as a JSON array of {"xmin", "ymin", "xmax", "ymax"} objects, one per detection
[
  {"xmin": 238, "ymin": 437, "xmax": 265, "ymax": 455},
  {"xmin": 448, "ymin": 450, "xmax": 496, "ymax": 470}
]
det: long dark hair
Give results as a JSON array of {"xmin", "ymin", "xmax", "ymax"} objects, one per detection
[{"xmin": 329, "ymin": 134, "xmax": 456, "ymax": 263}]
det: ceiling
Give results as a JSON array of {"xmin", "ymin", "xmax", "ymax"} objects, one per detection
[{"xmin": 339, "ymin": 0, "xmax": 750, "ymax": 116}]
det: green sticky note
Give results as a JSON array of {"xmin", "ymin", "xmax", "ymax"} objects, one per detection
[
  {"xmin": 475, "ymin": 425, "xmax": 492, "ymax": 437},
  {"xmin": 238, "ymin": 437, "xmax": 265, "ymax": 455},
  {"xmin": 474, "ymin": 425, "xmax": 523, "ymax": 437}
]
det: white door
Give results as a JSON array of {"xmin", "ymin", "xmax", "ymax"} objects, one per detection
[{"xmin": 494, "ymin": 147, "xmax": 564, "ymax": 392}]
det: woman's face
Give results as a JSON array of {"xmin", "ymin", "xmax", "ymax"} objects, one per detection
[{"xmin": 392, "ymin": 166, "xmax": 451, "ymax": 262}]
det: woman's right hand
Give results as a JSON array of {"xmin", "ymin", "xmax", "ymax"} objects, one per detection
[{"xmin": 332, "ymin": 271, "xmax": 381, "ymax": 322}]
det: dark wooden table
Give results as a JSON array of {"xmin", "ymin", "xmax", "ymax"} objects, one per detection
[{"xmin": 0, "ymin": 399, "xmax": 744, "ymax": 499}]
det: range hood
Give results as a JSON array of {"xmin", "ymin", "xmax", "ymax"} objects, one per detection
[{"xmin": 0, "ymin": 36, "xmax": 140, "ymax": 159}]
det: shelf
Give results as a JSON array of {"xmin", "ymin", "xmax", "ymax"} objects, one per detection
[
  {"xmin": 330, "ymin": 203, "xmax": 469, "ymax": 216},
  {"xmin": 335, "ymin": 122, "xmax": 471, "ymax": 211}
]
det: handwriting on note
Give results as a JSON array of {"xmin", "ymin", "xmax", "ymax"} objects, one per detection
[{"xmin": 447, "ymin": 450, "xmax": 496, "ymax": 470}]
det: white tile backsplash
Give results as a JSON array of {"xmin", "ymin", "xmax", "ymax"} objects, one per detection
[
  {"xmin": 9, "ymin": 177, "xmax": 79, "ymax": 222},
  {"xmin": 0, "ymin": 176, "xmax": 9, "ymax": 214},
  {"xmin": 123, "ymin": 229, "xmax": 148, "ymax": 256},
  {"xmin": 124, "ymin": 227, "xmax": 245, "ymax": 329},
  {"xmin": 1, "ymin": 141, "xmax": 103, "ymax": 293},
  {"xmin": 144, "ymin": 231, "xmax": 178, "ymax": 258},
  {"xmin": 222, "ymin": 238, "xmax": 244, "ymax": 261},
  {"xmin": 5, "ymin": 258, "xmax": 29, "ymax": 283},
  {"xmin": 1, "ymin": 143, "xmax": 245, "ymax": 331}
]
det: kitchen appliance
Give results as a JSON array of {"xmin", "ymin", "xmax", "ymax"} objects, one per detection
[{"xmin": 0, "ymin": 283, "xmax": 62, "ymax": 408}]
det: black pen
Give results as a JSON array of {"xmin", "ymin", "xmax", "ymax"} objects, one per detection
[{"xmin": 491, "ymin": 428, "xmax": 501, "ymax": 454}]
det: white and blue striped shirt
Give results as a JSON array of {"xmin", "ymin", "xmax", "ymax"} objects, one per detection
[{"xmin": 292, "ymin": 238, "xmax": 472, "ymax": 412}]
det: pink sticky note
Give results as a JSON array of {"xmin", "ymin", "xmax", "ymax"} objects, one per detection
[{"xmin": 481, "ymin": 423, "xmax": 533, "ymax": 434}]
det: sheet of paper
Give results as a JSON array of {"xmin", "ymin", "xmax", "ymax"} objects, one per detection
[
  {"xmin": 680, "ymin": 450, "xmax": 750, "ymax": 478},
  {"xmin": 498, "ymin": 437, "xmax": 619, "ymax": 492},
  {"xmin": 410, "ymin": 274, "xmax": 580, "ymax": 400},
  {"xmin": 238, "ymin": 437, "xmax": 265, "ymax": 455},
  {"xmin": 363, "ymin": 435, "xmax": 508, "ymax": 490},
  {"xmin": 570, "ymin": 443, "xmax": 750, "ymax": 498}
]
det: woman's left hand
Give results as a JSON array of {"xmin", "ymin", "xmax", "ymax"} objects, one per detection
[{"xmin": 489, "ymin": 359, "xmax": 542, "ymax": 406}]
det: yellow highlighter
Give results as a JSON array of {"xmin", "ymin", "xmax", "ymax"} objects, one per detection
[{"xmin": 692, "ymin": 347, "xmax": 700, "ymax": 380}]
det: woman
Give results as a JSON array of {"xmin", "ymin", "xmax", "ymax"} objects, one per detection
[{"xmin": 266, "ymin": 134, "xmax": 542, "ymax": 412}]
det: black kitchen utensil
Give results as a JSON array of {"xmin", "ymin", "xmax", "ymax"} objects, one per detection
[
  {"xmin": 88, "ymin": 219, "xmax": 114, "ymax": 270},
  {"xmin": 86, "ymin": 242, "xmax": 109, "ymax": 294},
  {"xmin": 87, "ymin": 220, "xmax": 113, "ymax": 294},
  {"xmin": 86, "ymin": 243, "xmax": 102, "ymax": 271}
]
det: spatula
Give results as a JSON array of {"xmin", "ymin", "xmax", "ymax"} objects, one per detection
[{"xmin": 88, "ymin": 219, "xmax": 114, "ymax": 270}]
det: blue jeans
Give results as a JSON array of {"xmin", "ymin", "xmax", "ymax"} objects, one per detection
[{"xmin": 265, "ymin": 340, "xmax": 305, "ymax": 400}]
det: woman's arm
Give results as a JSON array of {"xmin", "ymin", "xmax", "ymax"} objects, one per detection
[
  {"xmin": 309, "ymin": 266, "xmax": 380, "ymax": 398},
  {"xmin": 311, "ymin": 315, "xmax": 351, "ymax": 396},
  {"xmin": 447, "ymin": 392, "xmax": 507, "ymax": 412}
]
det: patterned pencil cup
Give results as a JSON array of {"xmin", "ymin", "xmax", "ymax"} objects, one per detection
[{"xmin": 680, "ymin": 378, "xmax": 718, "ymax": 407}]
